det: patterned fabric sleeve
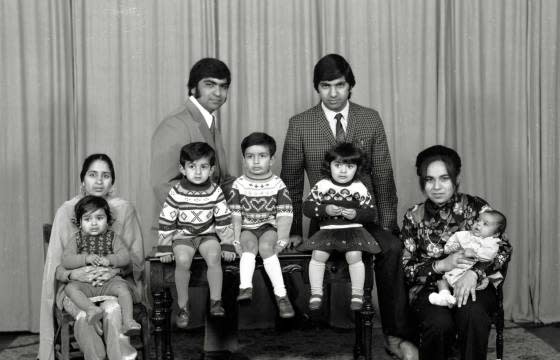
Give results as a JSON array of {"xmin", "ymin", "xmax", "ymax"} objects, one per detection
[
  {"xmin": 400, "ymin": 206, "xmax": 441, "ymax": 286},
  {"xmin": 213, "ymin": 187, "xmax": 234, "ymax": 245},
  {"xmin": 158, "ymin": 187, "xmax": 180, "ymax": 246},
  {"xmin": 302, "ymin": 182, "xmax": 329, "ymax": 219},
  {"xmin": 353, "ymin": 182, "xmax": 377, "ymax": 223},
  {"xmin": 276, "ymin": 183, "xmax": 294, "ymax": 218},
  {"xmin": 280, "ymin": 118, "xmax": 305, "ymax": 236},
  {"xmin": 228, "ymin": 179, "xmax": 242, "ymax": 217}
]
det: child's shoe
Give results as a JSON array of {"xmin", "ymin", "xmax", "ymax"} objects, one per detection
[
  {"xmin": 237, "ymin": 287, "xmax": 253, "ymax": 303},
  {"xmin": 209, "ymin": 300, "xmax": 225, "ymax": 317},
  {"xmin": 176, "ymin": 306, "xmax": 190, "ymax": 329},
  {"xmin": 350, "ymin": 294, "xmax": 364, "ymax": 311},
  {"xmin": 123, "ymin": 319, "xmax": 141, "ymax": 336},
  {"xmin": 308, "ymin": 294, "xmax": 323, "ymax": 311},
  {"xmin": 275, "ymin": 295, "xmax": 295, "ymax": 318}
]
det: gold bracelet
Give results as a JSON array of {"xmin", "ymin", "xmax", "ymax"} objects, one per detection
[{"xmin": 432, "ymin": 260, "xmax": 442, "ymax": 274}]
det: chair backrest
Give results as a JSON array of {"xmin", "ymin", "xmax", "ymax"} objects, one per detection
[{"xmin": 43, "ymin": 223, "xmax": 52, "ymax": 260}]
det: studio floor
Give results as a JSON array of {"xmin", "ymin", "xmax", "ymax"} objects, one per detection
[{"xmin": 1, "ymin": 321, "xmax": 560, "ymax": 359}]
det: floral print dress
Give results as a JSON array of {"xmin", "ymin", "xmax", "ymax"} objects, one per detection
[{"xmin": 400, "ymin": 192, "xmax": 512, "ymax": 302}]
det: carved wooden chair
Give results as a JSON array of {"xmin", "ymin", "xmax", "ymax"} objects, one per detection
[{"xmin": 43, "ymin": 223, "xmax": 150, "ymax": 360}]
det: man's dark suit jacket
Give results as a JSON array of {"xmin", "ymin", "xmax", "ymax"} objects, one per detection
[{"xmin": 281, "ymin": 102, "xmax": 398, "ymax": 236}]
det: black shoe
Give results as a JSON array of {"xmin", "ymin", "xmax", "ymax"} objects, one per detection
[
  {"xmin": 210, "ymin": 299, "xmax": 225, "ymax": 317},
  {"xmin": 237, "ymin": 287, "xmax": 253, "ymax": 303},
  {"xmin": 275, "ymin": 295, "xmax": 295, "ymax": 319},
  {"xmin": 176, "ymin": 307, "xmax": 190, "ymax": 329}
]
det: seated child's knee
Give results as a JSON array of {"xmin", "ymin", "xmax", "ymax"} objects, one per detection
[{"xmin": 174, "ymin": 253, "xmax": 193, "ymax": 269}]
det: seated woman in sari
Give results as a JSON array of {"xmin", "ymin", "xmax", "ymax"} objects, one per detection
[
  {"xmin": 39, "ymin": 153, "xmax": 145, "ymax": 360},
  {"xmin": 400, "ymin": 145, "xmax": 512, "ymax": 360}
]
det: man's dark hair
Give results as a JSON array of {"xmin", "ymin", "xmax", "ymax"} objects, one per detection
[
  {"xmin": 179, "ymin": 142, "xmax": 216, "ymax": 167},
  {"xmin": 240, "ymin": 132, "xmax": 276, "ymax": 157},
  {"xmin": 187, "ymin": 58, "xmax": 231, "ymax": 95},
  {"xmin": 313, "ymin": 54, "xmax": 356, "ymax": 92}
]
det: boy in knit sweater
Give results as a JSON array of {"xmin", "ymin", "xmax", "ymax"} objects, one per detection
[
  {"xmin": 229, "ymin": 132, "xmax": 295, "ymax": 318},
  {"xmin": 158, "ymin": 142, "xmax": 235, "ymax": 328}
]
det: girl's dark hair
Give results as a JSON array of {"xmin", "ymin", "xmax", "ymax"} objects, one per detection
[
  {"xmin": 75, "ymin": 195, "xmax": 113, "ymax": 227},
  {"xmin": 241, "ymin": 132, "xmax": 276, "ymax": 156},
  {"xmin": 321, "ymin": 142, "xmax": 366, "ymax": 179},
  {"xmin": 415, "ymin": 145, "xmax": 461, "ymax": 190},
  {"xmin": 80, "ymin": 154, "xmax": 115, "ymax": 184}
]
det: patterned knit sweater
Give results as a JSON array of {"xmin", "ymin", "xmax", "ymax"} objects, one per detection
[
  {"xmin": 229, "ymin": 173, "xmax": 293, "ymax": 235},
  {"xmin": 158, "ymin": 178, "xmax": 233, "ymax": 246},
  {"xmin": 62, "ymin": 229, "xmax": 130, "ymax": 269},
  {"xmin": 303, "ymin": 178, "xmax": 377, "ymax": 229}
]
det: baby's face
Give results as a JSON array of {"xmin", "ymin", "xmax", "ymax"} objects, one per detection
[
  {"xmin": 80, "ymin": 208, "xmax": 108, "ymax": 236},
  {"xmin": 471, "ymin": 212, "xmax": 500, "ymax": 238}
]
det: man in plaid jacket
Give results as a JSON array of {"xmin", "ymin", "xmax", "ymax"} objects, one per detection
[{"xmin": 281, "ymin": 54, "xmax": 416, "ymax": 359}]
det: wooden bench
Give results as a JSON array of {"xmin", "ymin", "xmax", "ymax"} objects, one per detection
[{"xmin": 147, "ymin": 246, "xmax": 376, "ymax": 360}]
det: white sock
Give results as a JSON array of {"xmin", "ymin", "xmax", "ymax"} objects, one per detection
[
  {"xmin": 263, "ymin": 254, "xmax": 286, "ymax": 297},
  {"xmin": 308, "ymin": 259, "xmax": 326, "ymax": 296},
  {"xmin": 239, "ymin": 252, "xmax": 256, "ymax": 289},
  {"xmin": 348, "ymin": 261, "xmax": 365, "ymax": 296}
]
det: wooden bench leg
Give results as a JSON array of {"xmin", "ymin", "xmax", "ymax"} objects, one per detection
[{"xmin": 151, "ymin": 288, "xmax": 174, "ymax": 360}]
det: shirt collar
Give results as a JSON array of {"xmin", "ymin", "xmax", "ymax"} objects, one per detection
[
  {"xmin": 189, "ymin": 96, "xmax": 214, "ymax": 128},
  {"xmin": 321, "ymin": 101, "xmax": 350, "ymax": 123}
]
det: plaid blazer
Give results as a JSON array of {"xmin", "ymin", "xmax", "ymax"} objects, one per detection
[{"xmin": 280, "ymin": 102, "xmax": 398, "ymax": 236}]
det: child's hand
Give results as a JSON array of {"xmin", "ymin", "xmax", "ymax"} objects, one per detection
[
  {"xmin": 98, "ymin": 257, "xmax": 111, "ymax": 267},
  {"xmin": 233, "ymin": 239, "xmax": 243, "ymax": 256},
  {"xmin": 160, "ymin": 254, "xmax": 174, "ymax": 263},
  {"xmin": 341, "ymin": 208, "xmax": 357, "ymax": 220},
  {"xmin": 326, "ymin": 205, "xmax": 342, "ymax": 216},
  {"xmin": 274, "ymin": 239, "xmax": 289, "ymax": 254},
  {"xmin": 86, "ymin": 254, "xmax": 103, "ymax": 266},
  {"xmin": 221, "ymin": 250, "xmax": 237, "ymax": 262}
]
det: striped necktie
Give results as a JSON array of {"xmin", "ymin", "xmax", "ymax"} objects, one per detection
[{"xmin": 335, "ymin": 113, "xmax": 345, "ymax": 142}]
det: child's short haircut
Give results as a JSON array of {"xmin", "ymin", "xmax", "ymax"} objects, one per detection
[
  {"xmin": 180, "ymin": 142, "xmax": 216, "ymax": 166},
  {"xmin": 240, "ymin": 132, "xmax": 276, "ymax": 157},
  {"xmin": 484, "ymin": 209, "xmax": 507, "ymax": 236},
  {"xmin": 321, "ymin": 142, "xmax": 366, "ymax": 178},
  {"xmin": 75, "ymin": 195, "xmax": 113, "ymax": 226}
]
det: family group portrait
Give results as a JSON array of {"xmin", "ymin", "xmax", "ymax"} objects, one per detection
[{"xmin": 1, "ymin": 1, "xmax": 559, "ymax": 360}]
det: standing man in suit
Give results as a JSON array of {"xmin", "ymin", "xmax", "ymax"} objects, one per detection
[
  {"xmin": 281, "ymin": 54, "xmax": 417, "ymax": 360},
  {"xmin": 151, "ymin": 57, "xmax": 237, "ymax": 356},
  {"xmin": 151, "ymin": 57, "xmax": 236, "ymax": 205}
]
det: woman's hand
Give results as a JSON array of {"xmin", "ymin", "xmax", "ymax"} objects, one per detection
[
  {"xmin": 90, "ymin": 267, "xmax": 118, "ymax": 287},
  {"xmin": 436, "ymin": 251, "xmax": 475, "ymax": 273},
  {"xmin": 325, "ymin": 205, "xmax": 342, "ymax": 216},
  {"xmin": 453, "ymin": 270, "xmax": 478, "ymax": 307},
  {"xmin": 69, "ymin": 266, "xmax": 96, "ymax": 283}
]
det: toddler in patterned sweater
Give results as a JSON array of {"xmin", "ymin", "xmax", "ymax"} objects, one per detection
[
  {"xmin": 158, "ymin": 142, "xmax": 235, "ymax": 328},
  {"xmin": 62, "ymin": 195, "xmax": 141, "ymax": 336},
  {"xmin": 229, "ymin": 132, "xmax": 295, "ymax": 318}
]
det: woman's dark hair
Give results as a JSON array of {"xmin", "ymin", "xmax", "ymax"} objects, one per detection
[
  {"xmin": 187, "ymin": 58, "xmax": 231, "ymax": 95},
  {"xmin": 415, "ymin": 145, "xmax": 461, "ymax": 190},
  {"xmin": 313, "ymin": 54, "xmax": 356, "ymax": 92},
  {"xmin": 321, "ymin": 142, "xmax": 366, "ymax": 179},
  {"xmin": 241, "ymin": 132, "xmax": 276, "ymax": 156},
  {"xmin": 80, "ymin": 154, "xmax": 115, "ymax": 184},
  {"xmin": 75, "ymin": 195, "xmax": 113, "ymax": 227}
]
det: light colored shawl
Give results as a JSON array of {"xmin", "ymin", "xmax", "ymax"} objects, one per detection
[{"xmin": 38, "ymin": 195, "xmax": 145, "ymax": 360}]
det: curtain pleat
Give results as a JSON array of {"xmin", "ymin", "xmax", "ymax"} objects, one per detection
[{"xmin": 1, "ymin": 0, "xmax": 559, "ymax": 330}]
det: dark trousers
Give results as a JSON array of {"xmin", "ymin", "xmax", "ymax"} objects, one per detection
[
  {"xmin": 411, "ymin": 285, "xmax": 497, "ymax": 360},
  {"xmin": 368, "ymin": 225, "xmax": 411, "ymax": 339}
]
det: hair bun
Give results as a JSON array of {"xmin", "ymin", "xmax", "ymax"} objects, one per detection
[{"xmin": 415, "ymin": 145, "xmax": 461, "ymax": 176}]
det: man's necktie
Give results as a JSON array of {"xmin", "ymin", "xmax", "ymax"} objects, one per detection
[
  {"xmin": 335, "ymin": 113, "xmax": 346, "ymax": 142},
  {"xmin": 210, "ymin": 116, "xmax": 221, "ymax": 183},
  {"xmin": 210, "ymin": 116, "xmax": 217, "ymax": 142}
]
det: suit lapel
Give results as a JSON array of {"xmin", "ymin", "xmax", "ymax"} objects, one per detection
[
  {"xmin": 184, "ymin": 99, "xmax": 214, "ymax": 145},
  {"xmin": 346, "ymin": 102, "xmax": 358, "ymax": 142},
  {"xmin": 314, "ymin": 103, "xmax": 337, "ymax": 147}
]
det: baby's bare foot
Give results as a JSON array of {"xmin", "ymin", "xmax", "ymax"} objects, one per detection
[{"xmin": 86, "ymin": 306, "xmax": 103, "ymax": 325}]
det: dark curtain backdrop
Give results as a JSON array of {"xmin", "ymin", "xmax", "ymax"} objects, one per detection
[{"xmin": 1, "ymin": 0, "xmax": 558, "ymax": 331}]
